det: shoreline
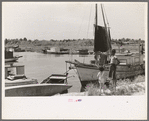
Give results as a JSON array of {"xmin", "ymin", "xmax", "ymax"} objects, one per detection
[{"xmin": 55, "ymin": 81, "xmax": 145, "ymax": 96}]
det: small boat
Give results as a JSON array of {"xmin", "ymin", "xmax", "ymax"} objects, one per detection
[
  {"xmin": 5, "ymin": 84, "xmax": 72, "ymax": 96},
  {"xmin": 66, "ymin": 4, "xmax": 145, "ymax": 91},
  {"xmin": 5, "ymin": 62, "xmax": 72, "ymax": 96},
  {"xmin": 41, "ymin": 74, "xmax": 68, "ymax": 84},
  {"xmin": 5, "ymin": 48, "xmax": 22, "ymax": 62},
  {"xmin": 14, "ymin": 48, "xmax": 25, "ymax": 52},
  {"xmin": 71, "ymin": 50, "xmax": 79, "ymax": 55},
  {"xmin": 42, "ymin": 49, "xmax": 48, "ymax": 54},
  {"xmin": 43, "ymin": 47, "xmax": 70, "ymax": 54},
  {"xmin": 78, "ymin": 49, "xmax": 89, "ymax": 55},
  {"xmin": 5, "ymin": 56, "xmax": 23, "ymax": 62},
  {"xmin": 41, "ymin": 73, "xmax": 72, "ymax": 94},
  {"xmin": 59, "ymin": 48, "xmax": 70, "ymax": 54},
  {"xmin": 5, "ymin": 62, "xmax": 37, "ymax": 86},
  {"xmin": 5, "ymin": 75, "xmax": 38, "ymax": 87},
  {"xmin": 5, "ymin": 57, "xmax": 18, "ymax": 62}
]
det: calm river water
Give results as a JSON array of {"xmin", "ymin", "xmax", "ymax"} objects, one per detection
[{"xmin": 14, "ymin": 52, "xmax": 94, "ymax": 92}]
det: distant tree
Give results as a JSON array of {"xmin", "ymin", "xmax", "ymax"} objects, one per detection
[
  {"xmin": 5, "ymin": 38, "xmax": 8, "ymax": 44},
  {"xmin": 50, "ymin": 39, "xmax": 55, "ymax": 42},
  {"xmin": 34, "ymin": 39, "xmax": 39, "ymax": 42},
  {"xmin": 121, "ymin": 38, "xmax": 125, "ymax": 42},
  {"xmin": 24, "ymin": 37, "xmax": 27, "ymax": 41},
  {"xmin": 141, "ymin": 40, "xmax": 145, "ymax": 44},
  {"xmin": 126, "ymin": 38, "xmax": 130, "ymax": 42},
  {"xmin": 135, "ymin": 39, "xmax": 139, "ymax": 44},
  {"xmin": 138, "ymin": 38, "xmax": 142, "ymax": 43},
  {"xmin": 14, "ymin": 39, "xmax": 18, "ymax": 44},
  {"xmin": 28, "ymin": 40, "xmax": 32, "ymax": 43}
]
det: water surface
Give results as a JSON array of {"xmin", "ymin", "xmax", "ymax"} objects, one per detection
[{"xmin": 14, "ymin": 52, "xmax": 94, "ymax": 92}]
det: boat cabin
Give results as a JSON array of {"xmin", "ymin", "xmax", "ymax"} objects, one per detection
[
  {"xmin": 5, "ymin": 62, "xmax": 25, "ymax": 79},
  {"xmin": 116, "ymin": 53, "xmax": 144, "ymax": 65},
  {"xmin": 5, "ymin": 62, "xmax": 38, "ymax": 87},
  {"xmin": 91, "ymin": 52, "xmax": 144, "ymax": 66},
  {"xmin": 5, "ymin": 49, "xmax": 13, "ymax": 59},
  {"xmin": 47, "ymin": 47, "xmax": 60, "ymax": 53}
]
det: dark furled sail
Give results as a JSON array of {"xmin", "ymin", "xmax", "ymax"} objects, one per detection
[
  {"xmin": 108, "ymin": 28, "xmax": 112, "ymax": 50},
  {"xmin": 94, "ymin": 25, "xmax": 110, "ymax": 52}
]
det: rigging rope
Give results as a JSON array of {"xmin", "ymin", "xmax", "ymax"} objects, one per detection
[
  {"xmin": 103, "ymin": 4, "xmax": 112, "ymax": 54},
  {"xmin": 87, "ymin": 5, "xmax": 92, "ymax": 39},
  {"xmin": 83, "ymin": 5, "xmax": 92, "ymax": 63},
  {"xmin": 103, "ymin": 4, "xmax": 109, "ymax": 28}
]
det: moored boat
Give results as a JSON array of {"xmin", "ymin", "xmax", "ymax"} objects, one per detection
[
  {"xmin": 5, "ymin": 60, "xmax": 72, "ymax": 96},
  {"xmin": 40, "ymin": 73, "xmax": 72, "ymax": 94},
  {"xmin": 5, "ymin": 83, "xmax": 72, "ymax": 96},
  {"xmin": 5, "ymin": 63, "xmax": 72, "ymax": 96},
  {"xmin": 5, "ymin": 56, "xmax": 23, "ymax": 63},
  {"xmin": 66, "ymin": 4, "xmax": 145, "ymax": 91},
  {"xmin": 78, "ymin": 49, "xmax": 89, "ymax": 55},
  {"xmin": 42, "ymin": 47, "xmax": 70, "ymax": 54},
  {"xmin": 5, "ymin": 48, "xmax": 22, "ymax": 62}
]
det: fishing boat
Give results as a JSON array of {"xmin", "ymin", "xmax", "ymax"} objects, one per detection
[
  {"xmin": 5, "ymin": 63, "xmax": 72, "ymax": 96},
  {"xmin": 66, "ymin": 4, "xmax": 145, "ymax": 91},
  {"xmin": 5, "ymin": 83, "xmax": 71, "ymax": 96},
  {"xmin": 5, "ymin": 49, "xmax": 23, "ymax": 62},
  {"xmin": 5, "ymin": 61, "xmax": 38, "ymax": 86},
  {"xmin": 14, "ymin": 48, "xmax": 25, "ymax": 52},
  {"xmin": 42, "ymin": 47, "xmax": 70, "ymax": 54},
  {"xmin": 40, "ymin": 73, "xmax": 72, "ymax": 94},
  {"xmin": 78, "ymin": 49, "xmax": 89, "ymax": 55},
  {"xmin": 5, "ymin": 56, "xmax": 23, "ymax": 63},
  {"xmin": 5, "ymin": 58, "xmax": 72, "ymax": 96}
]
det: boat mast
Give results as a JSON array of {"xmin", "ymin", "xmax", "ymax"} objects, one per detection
[
  {"xmin": 95, "ymin": 4, "xmax": 98, "ymax": 26},
  {"xmin": 94, "ymin": 4, "xmax": 97, "ymax": 53},
  {"xmin": 94, "ymin": 3, "xmax": 97, "ymax": 47},
  {"xmin": 94, "ymin": 4, "xmax": 99, "ymax": 65},
  {"xmin": 139, "ymin": 41, "xmax": 141, "ymax": 64},
  {"xmin": 101, "ymin": 4, "xmax": 107, "ymax": 29},
  {"xmin": 101, "ymin": 4, "xmax": 112, "ymax": 54}
]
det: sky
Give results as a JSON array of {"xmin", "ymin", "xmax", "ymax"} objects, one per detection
[{"xmin": 2, "ymin": 2, "xmax": 147, "ymax": 40}]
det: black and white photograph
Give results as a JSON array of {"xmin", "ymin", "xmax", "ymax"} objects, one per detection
[{"xmin": 2, "ymin": 2, "xmax": 147, "ymax": 120}]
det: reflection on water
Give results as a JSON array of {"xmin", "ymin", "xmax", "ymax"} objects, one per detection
[{"xmin": 14, "ymin": 52, "xmax": 94, "ymax": 92}]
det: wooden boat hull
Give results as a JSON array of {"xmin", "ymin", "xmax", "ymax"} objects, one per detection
[
  {"xmin": 5, "ymin": 78, "xmax": 38, "ymax": 87},
  {"xmin": 5, "ymin": 84, "xmax": 72, "ymax": 96},
  {"xmin": 78, "ymin": 49, "xmax": 89, "ymax": 55},
  {"xmin": 67, "ymin": 60, "xmax": 145, "ymax": 91},
  {"xmin": 46, "ymin": 51, "xmax": 69, "ymax": 54},
  {"xmin": 76, "ymin": 64, "xmax": 145, "ymax": 81},
  {"xmin": 5, "ymin": 56, "xmax": 23, "ymax": 63},
  {"xmin": 5, "ymin": 58, "xmax": 18, "ymax": 62},
  {"xmin": 44, "ymin": 49, "xmax": 69, "ymax": 54}
]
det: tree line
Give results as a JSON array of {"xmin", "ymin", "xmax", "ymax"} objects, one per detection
[{"xmin": 5, "ymin": 37, "xmax": 145, "ymax": 47}]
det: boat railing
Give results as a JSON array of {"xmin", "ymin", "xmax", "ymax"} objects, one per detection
[{"xmin": 119, "ymin": 59, "xmax": 127, "ymax": 65}]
